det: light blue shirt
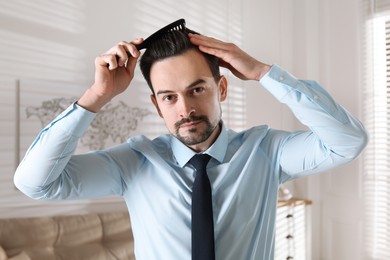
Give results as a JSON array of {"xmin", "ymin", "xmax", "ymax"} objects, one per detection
[{"xmin": 14, "ymin": 65, "xmax": 368, "ymax": 260}]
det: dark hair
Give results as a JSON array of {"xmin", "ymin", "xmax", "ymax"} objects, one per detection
[{"xmin": 139, "ymin": 29, "xmax": 220, "ymax": 94}]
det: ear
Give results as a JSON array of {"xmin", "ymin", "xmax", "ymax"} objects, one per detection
[
  {"xmin": 218, "ymin": 75, "xmax": 228, "ymax": 102},
  {"xmin": 150, "ymin": 94, "xmax": 163, "ymax": 118}
]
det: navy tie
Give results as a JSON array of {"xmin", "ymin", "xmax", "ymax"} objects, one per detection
[{"xmin": 190, "ymin": 154, "xmax": 215, "ymax": 260}]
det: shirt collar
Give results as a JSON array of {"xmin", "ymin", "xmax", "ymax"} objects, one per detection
[{"xmin": 171, "ymin": 121, "xmax": 228, "ymax": 167}]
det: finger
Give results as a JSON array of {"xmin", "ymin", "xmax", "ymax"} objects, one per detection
[
  {"xmin": 106, "ymin": 40, "xmax": 140, "ymax": 66},
  {"xmin": 95, "ymin": 53, "xmax": 118, "ymax": 70},
  {"xmin": 198, "ymin": 45, "xmax": 220, "ymax": 56},
  {"xmin": 121, "ymin": 38, "xmax": 144, "ymax": 57},
  {"xmin": 189, "ymin": 34, "xmax": 235, "ymax": 62},
  {"xmin": 119, "ymin": 39, "xmax": 142, "ymax": 57},
  {"xmin": 103, "ymin": 39, "xmax": 143, "ymax": 70},
  {"xmin": 113, "ymin": 42, "xmax": 133, "ymax": 67},
  {"xmin": 198, "ymin": 45, "xmax": 231, "ymax": 62},
  {"xmin": 124, "ymin": 38, "xmax": 143, "ymax": 74},
  {"xmin": 132, "ymin": 37, "xmax": 144, "ymax": 48},
  {"xmin": 126, "ymin": 56, "xmax": 138, "ymax": 75},
  {"xmin": 189, "ymin": 33, "xmax": 229, "ymax": 50}
]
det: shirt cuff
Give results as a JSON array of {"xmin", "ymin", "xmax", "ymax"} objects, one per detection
[{"xmin": 259, "ymin": 64, "xmax": 300, "ymax": 100}]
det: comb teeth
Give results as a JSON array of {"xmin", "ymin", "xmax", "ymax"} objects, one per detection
[
  {"xmin": 136, "ymin": 19, "xmax": 187, "ymax": 50},
  {"xmin": 170, "ymin": 23, "xmax": 185, "ymax": 31}
]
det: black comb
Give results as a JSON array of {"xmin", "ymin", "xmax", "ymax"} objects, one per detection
[
  {"xmin": 135, "ymin": 18, "xmax": 187, "ymax": 50},
  {"xmin": 109, "ymin": 19, "xmax": 188, "ymax": 67}
]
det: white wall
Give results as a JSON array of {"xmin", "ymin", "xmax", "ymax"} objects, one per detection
[{"xmin": 0, "ymin": 0, "xmax": 365, "ymax": 259}]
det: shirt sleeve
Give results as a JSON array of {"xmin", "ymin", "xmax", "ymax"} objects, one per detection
[
  {"xmin": 14, "ymin": 102, "xmax": 127, "ymax": 200},
  {"xmin": 259, "ymin": 65, "xmax": 368, "ymax": 183}
]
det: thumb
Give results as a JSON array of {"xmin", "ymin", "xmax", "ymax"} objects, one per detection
[
  {"xmin": 219, "ymin": 59, "xmax": 248, "ymax": 80},
  {"xmin": 125, "ymin": 38, "xmax": 143, "ymax": 75},
  {"xmin": 126, "ymin": 56, "xmax": 138, "ymax": 77}
]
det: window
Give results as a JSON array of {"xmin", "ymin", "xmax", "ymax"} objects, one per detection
[{"xmin": 363, "ymin": 0, "xmax": 390, "ymax": 258}]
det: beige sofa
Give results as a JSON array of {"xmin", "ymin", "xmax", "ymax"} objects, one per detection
[{"xmin": 0, "ymin": 212, "xmax": 135, "ymax": 260}]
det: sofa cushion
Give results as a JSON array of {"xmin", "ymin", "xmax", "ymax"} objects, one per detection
[
  {"xmin": 0, "ymin": 217, "xmax": 57, "ymax": 249},
  {"xmin": 8, "ymin": 251, "xmax": 31, "ymax": 260},
  {"xmin": 99, "ymin": 213, "xmax": 135, "ymax": 259},
  {"xmin": 53, "ymin": 214, "xmax": 102, "ymax": 246},
  {"xmin": 6, "ymin": 247, "xmax": 54, "ymax": 260},
  {"xmin": 0, "ymin": 212, "xmax": 135, "ymax": 260},
  {"xmin": 55, "ymin": 244, "xmax": 114, "ymax": 260},
  {"xmin": 104, "ymin": 241, "xmax": 135, "ymax": 260},
  {"xmin": 100, "ymin": 212, "xmax": 133, "ymax": 241}
]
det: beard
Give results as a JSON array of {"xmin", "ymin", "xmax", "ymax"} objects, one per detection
[{"xmin": 174, "ymin": 115, "xmax": 218, "ymax": 146}]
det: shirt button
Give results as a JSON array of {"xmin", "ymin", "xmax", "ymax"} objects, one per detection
[
  {"xmin": 314, "ymin": 95, "xmax": 319, "ymax": 100},
  {"xmin": 279, "ymin": 76, "xmax": 285, "ymax": 81}
]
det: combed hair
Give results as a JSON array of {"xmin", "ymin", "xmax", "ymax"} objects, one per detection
[{"xmin": 139, "ymin": 29, "xmax": 220, "ymax": 94}]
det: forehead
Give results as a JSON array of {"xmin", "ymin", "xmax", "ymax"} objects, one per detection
[{"xmin": 150, "ymin": 49, "xmax": 213, "ymax": 90}]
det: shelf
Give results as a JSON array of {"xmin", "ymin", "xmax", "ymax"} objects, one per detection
[{"xmin": 278, "ymin": 198, "xmax": 312, "ymax": 207}]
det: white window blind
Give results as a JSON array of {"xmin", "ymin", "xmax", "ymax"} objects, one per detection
[{"xmin": 363, "ymin": 0, "xmax": 390, "ymax": 258}]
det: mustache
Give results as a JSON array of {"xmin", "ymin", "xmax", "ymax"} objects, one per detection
[{"xmin": 174, "ymin": 115, "xmax": 209, "ymax": 129}]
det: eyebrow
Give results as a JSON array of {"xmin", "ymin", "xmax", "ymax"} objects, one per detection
[{"xmin": 156, "ymin": 79, "xmax": 207, "ymax": 96}]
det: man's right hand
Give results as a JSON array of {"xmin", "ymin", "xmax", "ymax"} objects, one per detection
[{"xmin": 78, "ymin": 38, "xmax": 143, "ymax": 112}]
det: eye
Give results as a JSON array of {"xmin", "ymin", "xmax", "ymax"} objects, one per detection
[
  {"xmin": 162, "ymin": 95, "xmax": 176, "ymax": 102},
  {"xmin": 192, "ymin": 86, "xmax": 205, "ymax": 95}
]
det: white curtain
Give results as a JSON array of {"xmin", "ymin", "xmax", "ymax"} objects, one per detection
[{"xmin": 363, "ymin": 0, "xmax": 390, "ymax": 259}]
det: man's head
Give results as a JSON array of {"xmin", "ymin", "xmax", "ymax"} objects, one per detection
[
  {"xmin": 140, "ymin": 29, "xmax": 221, "ymax": 94},
  {"xmin": 139, "ymin": 29, "xmax": 228, "ymax": 151}
]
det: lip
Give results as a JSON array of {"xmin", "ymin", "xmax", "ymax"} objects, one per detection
[{"xmin": 180, "ymin": 121, "xmax": 201, "ymax": 129}]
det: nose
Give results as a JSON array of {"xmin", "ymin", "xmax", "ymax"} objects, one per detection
[{"xmin": 178, "ymin": 97, "xmax": 195, "ymax": 118}]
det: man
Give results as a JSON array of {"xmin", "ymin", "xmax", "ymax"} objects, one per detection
[{"xmin": 14, "ymin": 26, "xmax": 368, "ymax": 259}]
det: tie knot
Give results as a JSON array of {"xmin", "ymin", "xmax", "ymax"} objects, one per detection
[{"xmin": 189, "ymin": 154, "xmax": 211, "ymax": 172}]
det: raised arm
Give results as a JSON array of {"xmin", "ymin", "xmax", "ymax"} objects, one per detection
[
  {"xmin": 189, "ymin": 33, "xmax": 368, "ymax": 180},
  {"xmin": 14, "ymin": 39, "xmax": 143, "ymax": 199},
  {"xmin": 260, "ymin": 66, "xmax": 368, "ymax": 181}
]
